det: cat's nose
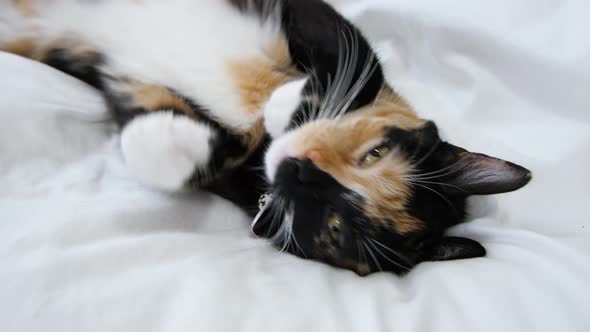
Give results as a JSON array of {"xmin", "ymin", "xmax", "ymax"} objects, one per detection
[{"xmin": 290, "ymin": 157, "xmax": 320, "ymax": 185}]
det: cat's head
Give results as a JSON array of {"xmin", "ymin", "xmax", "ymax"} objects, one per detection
[{"xmin": 255, "ymin": 87, "xmax": 531, "ymax": 275}]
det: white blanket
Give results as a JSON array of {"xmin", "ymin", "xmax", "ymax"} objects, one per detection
[{"xmin": 1, "ymin": 1, "xmax": 589, "ymax": 331}]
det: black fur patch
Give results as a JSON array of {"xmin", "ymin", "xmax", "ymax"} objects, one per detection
[
  {"xmin": 383, "ymin": 123, "xmax": 468, "ymax": 239},
  {"xmin": 232, "ymin": 0, "xmax": 385, "ymax": 129},
  {"xmin": 280, "ymin": 0, "xmax": 384, "ymax": 111},
  {"xmin": 205, "ymin": 136, "xmax": 271, "ymax": 216},
  {"xmin": 43, "ymin": 47, "xmax": 104, "ymax": 89},
  {"xmin": 102, "ymin": 83, "xmax": 250, "ymax": 186},
  {"xmin": 256, "ymin": 157, "xmax": 427, "ymax": 274}
]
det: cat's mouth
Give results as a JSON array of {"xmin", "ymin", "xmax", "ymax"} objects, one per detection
[{"xmin": 252, "ymin": 157, "xmax": 335, "ymax": 254}]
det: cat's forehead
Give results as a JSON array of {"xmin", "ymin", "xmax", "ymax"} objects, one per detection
[{"xmin": 289, "ymin": 103, "xmax": 426, "ymax": 154}]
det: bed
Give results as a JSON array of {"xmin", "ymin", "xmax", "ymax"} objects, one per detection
[{"xmin": 1, "ymin": 0, "xmax": 589, "ymax": 331}]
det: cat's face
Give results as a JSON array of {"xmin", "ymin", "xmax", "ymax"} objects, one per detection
[{"xmin": 256, "ymin": 97, "xmax": 531, "ymax": 275}]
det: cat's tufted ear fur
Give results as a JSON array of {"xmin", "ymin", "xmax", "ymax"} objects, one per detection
[{"xmin": 438, "ymin": 143, "xmax": 532, "ymax": 196}]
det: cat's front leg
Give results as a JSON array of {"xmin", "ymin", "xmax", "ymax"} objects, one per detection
[
  {"xmin": 107, "ymin": 80, "xmax": 251, "ymax": 192},
  {"xmin": 120, "ymin": 111, "xmax": 216, "ymax": 191}
]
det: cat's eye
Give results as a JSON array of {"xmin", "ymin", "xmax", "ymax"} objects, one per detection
[
  {"xmin": 360, "ymin": 144, "xmax": 390, "ymax": 166},
  {"xmin": 327, "ymin": 213, "xmax": 342, "ymax": 242}
]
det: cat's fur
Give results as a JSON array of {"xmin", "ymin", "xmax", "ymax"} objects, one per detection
[{"xmin": 1, "ymin": 0, "xmax": 531, "ymax": 275}]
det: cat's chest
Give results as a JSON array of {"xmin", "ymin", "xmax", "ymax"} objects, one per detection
[{"xmin": 39, "ymin": 0, "xmax": 293, "ymax": 130}]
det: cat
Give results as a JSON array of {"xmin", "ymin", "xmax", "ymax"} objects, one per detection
[{"xmin": 0, "ymin": 0, "xmax": 532, "ymax": 275}]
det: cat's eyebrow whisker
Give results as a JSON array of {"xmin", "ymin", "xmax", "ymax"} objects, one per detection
[
  {"xmin": 334, "ymin": 46, "xmax": 378, "ymax": 118},
  {"xmin": 333, "ymin": 26, "xmax": 364, "ymax": 119},
  {"xmin": 318, "ymin": 25, "xmax": 357, "ymax": 120},
  {"xmin": 328, "ymin": 27, "xmax": 356, "ymax": 119},
  {"xmin": 298, "ymin": 63, "xmax": 322, "ymax": 123}
]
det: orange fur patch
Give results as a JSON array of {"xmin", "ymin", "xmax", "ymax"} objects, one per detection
[
  {"xmin": 224, "ymin": 38, "xmax": 298, "ymax": 168},
  {"xmin": 129, "ymin": 83, "xmax": 195, "ymax": 116},
  {"xmin": 13, "ymin": 0, "xmax": 37, "ymax": 17},
  {"xmin": 0, "ymin": 38, "xmax": 35, "ymax": 57},
  {"xmin": 228, "ymin": 38, "xmax": 297, "ymax": 115}
]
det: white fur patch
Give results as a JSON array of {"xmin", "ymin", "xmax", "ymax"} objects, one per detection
[
  {"xmin": 263, "ymin": 78, "xmax": 308, "ymax": 139},
  {"xmin": 120, "ymin": 112, "xmax": 214, "ymax": 191},
  {"xmin": 264, "ymin": 131, "xmax": 296, "ymax": 182},
  {"xmin": 15, "ymin": 0, "xmax": 284, "ymax": 130}
]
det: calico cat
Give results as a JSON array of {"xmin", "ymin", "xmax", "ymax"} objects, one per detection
[{"xmin": 1, "ymin": 0, "xmax": 531, "ymax": 275}]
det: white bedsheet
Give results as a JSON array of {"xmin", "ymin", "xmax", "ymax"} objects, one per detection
[{"xmin": 1, "ymin": 1, "xmax": 589, "ymax": 331}]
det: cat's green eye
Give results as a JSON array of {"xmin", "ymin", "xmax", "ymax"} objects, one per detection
[
  {"xmin": 360, "ymin": 145, "xmax": 390, "ymax": 166},
  {"xmin": 327, "ymin": 213, "xmax": 342, "ymax": 242}
]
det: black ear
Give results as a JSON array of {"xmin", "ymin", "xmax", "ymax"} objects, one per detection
[
  {"xmin": 440, "ymin": 143, "xmax": 532, "ymax": 195},
  {"xmin": 427, "ymin": 236, "xmax": 486, "ymax": 261}
]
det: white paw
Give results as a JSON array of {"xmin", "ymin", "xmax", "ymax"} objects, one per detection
[
  {"xmin": 263, "ymin": 77, "xmax": 308, "ymax": 139},
  {"xmin": 120, "ymin": 112, "xmax": 214, "ymax": 191}
]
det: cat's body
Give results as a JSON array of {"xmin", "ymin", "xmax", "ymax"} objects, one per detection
[
  {"xmin": 4, "ymin": 0, "xmax": 300, "ymax": 191},
  {"xmin": 1, "ymin": 0, "xmax": 531, "ymax": 275}
]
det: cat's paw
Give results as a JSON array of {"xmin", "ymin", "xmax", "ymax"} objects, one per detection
[
  {"xmin": 120, "ymin": 112, "xmax": 214, "ymax": 191},
  {"xmin": 263, "ymin": 77, "xmax": 308, "ymax": 139}
]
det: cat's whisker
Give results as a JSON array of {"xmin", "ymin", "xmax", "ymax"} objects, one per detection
[
  {"xmin": 407, "ymin": 159, "xmax": 469, "ymax": 181},
  {"xmin": 264, "ymin": 196, "xmax": 286, "ymax": 240},
  {"xmin": 403, "ymin": 178, "xmax": 466, "ymax": 192},
  {"xmin": 290, "ymin": 227, "xmax": 306, "ymax": 258},
  {"xmin": 366, "ymin": 238, "xmax": 404, "ymax": 271},
  {"xmin": 362, "ymin": 239, "xmax": 383, "ymax": 272},
  {"xmin": 368, "ymin": 238, "xmax": 413, "ymax": 269},
  {"xmin": 319, "ymin": 25, "xmax": 357, "ymax": 120},
  {"xmin": 357, "ymin": 238, "xmax": 369, "ymax": 272},
  {"xmin": 334, "ymin": 43, "xmax": 378, "ymax": 118},
  {"xmin": 327, "ymin": 27, "xmax": 355, "ymax": 119},
  {"xmin": 410, "ymin": 182, "xmax": 458, "ymax": 215},
  {"xmin": 299, "ymin": 63, "xmax": 322, "ymax": 123},
  {"xmin": 410, "ymin": 140, "xmax": 442, "ymax": 169},
  {"xmin": 332, "ymin": 27, "xmax": 360, "ymax": 119}
]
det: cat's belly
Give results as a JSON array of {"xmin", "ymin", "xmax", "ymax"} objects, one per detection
[{"xmin": 30, "ymin": 0, "xmax": 293, "ymax": 130}]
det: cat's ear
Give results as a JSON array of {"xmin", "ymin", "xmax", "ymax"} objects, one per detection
[
  {"xmin": 439, "ymin": 143, "xmax": 532, "ymax": 195},
  {"xmin": 427, "ymin": 236, "xmax": 486, "ymax": 261}
]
